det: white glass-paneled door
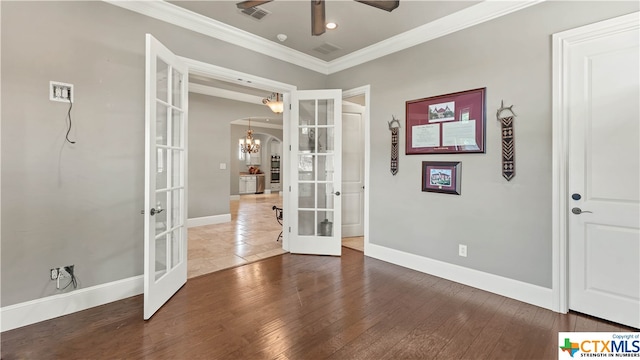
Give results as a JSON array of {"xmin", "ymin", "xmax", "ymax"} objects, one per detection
[
  {"xmin": 289, "ymin": 90, "xmax": 343, "ymax": 255},
  {"xmin": 143, "ymin": 34, "xmax": 188, "ymax": 320}
]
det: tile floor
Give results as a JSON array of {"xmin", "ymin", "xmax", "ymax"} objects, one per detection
[
  {"xmin": 187, "ymin": 193, "xmax": 365, "ymax": 278},
  {"xmin": 342, "ymin": 236, "xmax": 364, "ymax": 252},
  {"xmin": 187, "ymin": 193, "xmax": 286, "ymax": 278}
]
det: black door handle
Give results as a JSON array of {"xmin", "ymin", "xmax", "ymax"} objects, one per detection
[{"xmin": 150, "ymin": 208, "xmax": 164, "ymax": 216}]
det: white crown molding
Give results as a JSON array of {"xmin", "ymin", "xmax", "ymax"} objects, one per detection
[
  {"xmin": 189, "ymin": 83, "xmax": 264, "ymax": 105},
  {"xmin": 328, "ymin": 0, "xmax": 546, "ymax": 73},
  {"xmin": 105, "ymin": 0, "xmax": 544, "ymax": 75},
  {"xmin": 105, "ymin": 0, "xmax": 329, "ymax": 74}
]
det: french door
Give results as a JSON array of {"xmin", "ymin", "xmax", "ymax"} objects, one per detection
[
  {"xmin": 289, "ymin": 90, "xmax": 343, "ymax": 255},
  {"xmin": 143, "ymin": 34, "xmax": 188, "ymax": 320}
]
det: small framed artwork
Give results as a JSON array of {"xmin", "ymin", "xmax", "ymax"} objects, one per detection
[
  {"xmin": 406, "ymin": 88, "xmax": 486, "ymax": 154},
  {"xmin": 422, "ymin": 161, "xmax": 461, "ymax": 195}
]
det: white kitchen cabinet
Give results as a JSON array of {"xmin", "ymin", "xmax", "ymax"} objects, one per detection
[{"xmin": 239, "ymin": 175, "xmax": 257, "ymax": 194}]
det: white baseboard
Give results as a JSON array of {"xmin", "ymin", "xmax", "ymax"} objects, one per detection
[
  {"xmin": 230, "ymin": 195, "xmax": 240, "ymax": 201},
  {"xmin": 1, "ymin": 275, "xmax": 143, "ymax": 332},
  {"xmin": 264, "ymin": 189, "xmax": 272, "ymax": 194},
  {"xmin": 365, "ymin": 243, "xmax": 554, "ymax": 311},
  {"xmin": 187, "ymin": 213, "xmax": 231, "ymax": 228}
]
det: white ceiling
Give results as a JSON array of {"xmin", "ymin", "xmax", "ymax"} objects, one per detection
[{"xmin": 169, "ymin": 0, "xmax": 481, "ymax": 62}]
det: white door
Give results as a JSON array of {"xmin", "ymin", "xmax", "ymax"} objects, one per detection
[
  {"xmin": 290, "ymin": 90, "xmax": 342, "ymax": 255},
  {"xmin": 341, "ymin": 102, "xmax": 365, "ymax": 238},
  {"xmin": 567, "ymin": 21, "xmax": 639, "ymax": 328},
  {"xmin": 144, "ymin": 34, "xmax": 189, "ymax": 320}
]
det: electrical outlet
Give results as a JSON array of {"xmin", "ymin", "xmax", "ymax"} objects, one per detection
[
  {"xmin": 50, "ymin": 265, "xmax": 74, "ymax": 280},
  {"xmin": 50, "ymin": 81, "xmax": 74, "ymax": 103},
  {"xmin": 459, "ymin": 244, "xmax": 467, "ymax": 257}
]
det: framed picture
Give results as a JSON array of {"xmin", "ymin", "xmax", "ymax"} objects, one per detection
[
  {"xmin": 422, "ymin": 161, "xmax": 461, "ymax": 195},
  {"xmin": 406, "ymin": 88, "xmax": 486, "ymax": 154}
]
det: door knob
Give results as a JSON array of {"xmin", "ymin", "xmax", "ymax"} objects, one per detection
[
  {"xmin": 332, "ymin": 191, "xmax": 341, "ymax": 196},
  {"xmin": 150, "ymin": 208, "xmax": 164, "ymax": 216},
  {"xmin": 571, "ymin": 207, "xmax": 592, "ymax": 215}
]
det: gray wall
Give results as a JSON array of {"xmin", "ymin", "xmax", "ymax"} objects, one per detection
[
  {"xmin": 189, "ymin": 94, "xmax": 276, "ymax": 218},
  {"xmin": 230, "ymin": 125, "xmax": 283, "ymax": 195},
  {"xmin": 328, "ymin": 1, "xmax": 639, "ymax": 288},
  {"xmin": 2, "ymin": 0, "xmax": 637, "ymax": 308},
  {"xmin": 0, "ymin": 1, "xmax": 324, "ymax": 306}
]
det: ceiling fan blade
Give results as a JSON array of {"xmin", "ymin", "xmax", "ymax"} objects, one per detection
[
  {"xmin": 311, "ymin": 0, "xmax": 326, "ymax": 36},
  {"xmin": 236, "ymin": 0, "xmax": 273, "ymax": 10},
  {"xmin": 354, "ymin": 0, "xmax": 399, "ymax": 12}
]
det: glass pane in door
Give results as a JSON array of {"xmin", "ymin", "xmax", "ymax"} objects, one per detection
[
  {"xmin": 171, "ymin": 228, "xmax": 181, "ymax": 269},
  {"xmin": 317, "ymin": 128, "xmax": 334, "ymax": 153},
  {"xmin": 156, "ymin": 149, "xmax": 168, "ymax": 190},
  {"xmin": 155, "ymin": 191, "xmax": 168, "ymax": 234},
  {"xmin": 172, "ymin": 150, "xmax": 183, "ymax": 187},
  {"xmin": 155, "ymin": 233, "xmax": 168, "ymax": 280},
  {"xmin": 156, "ymin": 103, "xmax": 168, "ymax": 146},
  {"xmin": 172, "ymin": 109, "xmax": 183, "ymax": 147},
  {"xmin": 298, "ymin": 127, "xmax": 314, "ymax": 152},
  {"xmin": 299, "ymin": 183, "xmax": 315, "ymax": 209},
  {"xmin": 298, "ymin": 210, "xmax": 315, "ymax": 236},
  {"xmin": 171, "ymin": 189, "xmax": 182, "ymax": 228},
  {"xmin": 156, "ymin": 58, "xmax": 168, "ymax": 103},
  {"xmin": 299, "ymin": 100, "xmax": 316, "ymax": 126},
  {"xmin": 317, "ymin": 99, "xmax": 333, "ymax": 126},
  {"xmin": 317, "ymin": 155, "xmax": 334, "ymax": 182},
  {"xmin": 171, "ymin": 68, "xmax": 183, "ymax": 108},
  {"xmin": 317, "ymin": 183, "xmax": 334, "ymax": 210},
  {"xmin": 317, "ymin": 211, "xmax": 334, "ymax": 237},
  {"xmin": 298, "ymin": 155, "xmax": 315, "ymax": 180}
]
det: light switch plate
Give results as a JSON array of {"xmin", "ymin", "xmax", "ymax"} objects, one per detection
[{"xmin": 219, "ymin": 163, "xmax": 227, "ymax": 170}]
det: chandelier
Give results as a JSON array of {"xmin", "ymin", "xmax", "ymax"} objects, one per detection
[
  {"xmin": 240, "ymin": 119, "xmax": 261, "ymax": 154},
  {"xmin": 262, "ymin": 92, "xmax": 283, "ymax": 114}
]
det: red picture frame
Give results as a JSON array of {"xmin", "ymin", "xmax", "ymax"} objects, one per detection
[
  {"xmin": 406, "ymin": 88, "xmax": 486, "ymax": 154},
  {"xmin": 422, "ymin": 161, "xmax": 461, "ymax": 195}
]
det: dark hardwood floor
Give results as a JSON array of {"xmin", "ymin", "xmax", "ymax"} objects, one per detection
[{"xmin": 1, "ymin": 248, "xmax": 635, "ymax": 359}]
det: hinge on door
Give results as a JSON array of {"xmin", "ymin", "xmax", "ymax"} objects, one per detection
[
  {"xmin": 289, "ymin": 227, "xmax": 291, "ymax": 233},
  {"xmin": 289, "ymin": 145, "xmax": 291, "ymax": 151},
  {"xmin": 289, "ymin": 186, "xmax": 291, "ymax": 192},
  {"xmin": 289, "ymin": 104, "xmax": 292, "ymax": 110}
]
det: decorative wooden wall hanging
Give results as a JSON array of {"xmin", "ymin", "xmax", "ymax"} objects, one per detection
[
  {"xmin": 388, "ymin": 116, "xmax": 401, "ymax": 175},
  {"xmin": 497, "ymin": 101, "xmax": 517, "ymax": 181}
]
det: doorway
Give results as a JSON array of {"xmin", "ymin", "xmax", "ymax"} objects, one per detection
[
  {"xmin": 183, "ymin": 59, "xmax": 370, "ymax": 271},
  {"xmin": 341, "ymin": 95, "xmax": 366, "ymax": 252}
]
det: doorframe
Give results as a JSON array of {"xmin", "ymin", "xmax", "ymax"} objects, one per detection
[
  {"xmin": 177, "ymin": 57, "xmax": 371, "ymax": 253},
  {"xmin": 551, "ymin": 12, "xmax": 639, "ymax": 314},
  {"xmin": 342, "ymin": 86, "xmax": 370, "ymax": 250},
  {"xmin": 180, "ymin": 57, "xmax": 296, "ymax": 251}
]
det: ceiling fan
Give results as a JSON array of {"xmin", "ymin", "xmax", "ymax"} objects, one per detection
[{"xmin": 236, "ymin": 0, "xmax": 400, "ymax": 36}]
